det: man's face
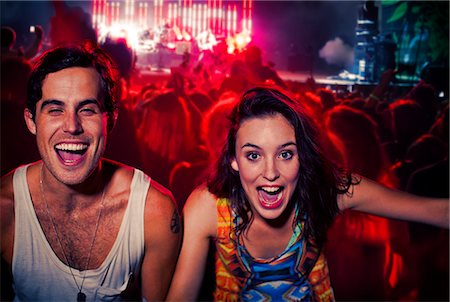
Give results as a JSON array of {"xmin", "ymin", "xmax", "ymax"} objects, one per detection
[{"xmin": 25, "ymin": 67, "xmax": 108, "ymax": 186}]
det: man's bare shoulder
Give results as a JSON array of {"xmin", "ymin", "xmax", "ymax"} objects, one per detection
[
  {"xmin": 147, "ymin": 177, "xmax": 177, "ymax": 216},
  {"xmin": 1, "ymin": 171, "xmax": 14, "ymax": 199},
  {"xmin": 1, "ymin": 171, "xmax": 15, "ymax": 216},
  {"xmin": 144, "ymin": 177, "xmax": 182, "ymax": 243},
  {"xmin": 1, "ymin": 168, "xmax": 19, "ymax": 260}
]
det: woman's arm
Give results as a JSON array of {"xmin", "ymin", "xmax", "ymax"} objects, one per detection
[
  {"xmin": 166, "ymin": 185, "xmax": 217, "ymax": 301},
  {"xmin": 338, "ymin": 175, "xmax": 449, "ymax": 228}
]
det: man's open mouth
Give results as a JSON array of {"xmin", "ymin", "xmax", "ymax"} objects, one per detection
[{"xmin": 55, "ymin": 143, "xmax": 88, "ymax": 164}]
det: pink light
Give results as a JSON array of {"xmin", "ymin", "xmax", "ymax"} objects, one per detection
[
  {"xmin": 178, "ymin": 0, "xmax": 181, "ymax": 28},
  {"xmin": 116, "ymin": 2, "xmax": 121, "ymax": 24},
  {"xmin": 159, "ymin": 0, "xmax": 163, "ymax": 27},
  {"xmin": 207, "ymin": 0, "xmax": 211, "ymax": 29},
  {"xmin": 192, "ymin": 4, "xmax": 197, "ymax": 36},
  {"xmin": 182, "ymin": 0, "xmax": 186, "ymax": 29},
  {"xmin": 212, "ymin": 0, "xmax": 216, "ymax": 33},
  {"xmin": 188, "ymin": 1, "xmax": 192, "ymax": 31},
  {"xmin": 173, "ymin": 3, "xmax": 178, "ymax": 27},
  {"xmin": 106, "ymin": 2, "xmax": 110, "ymax": 25},
  {"xmin": 203, "ymin": 4, "xmax": 207, "ymax": 32},
  {"xmin": 144, "ymin": 3, "xmax": 148, "ymax": 28},
  {"xmin": 248, "ymin": 0, "xmax": 252, "ymax": 33},
  {"xmin": 218, "ymin": 0, "xmax": 222, "ymax": 34},
  {"xmin": 131, "ymin": 0, "xmax": 134, "ymax": 23},
  {"xmin": 227, "ymin": 5, "xmax": 231, "ymax": 37},
  {"xmin": 196, "ymin": 4, "xmax": 201, "ymax": 36},
  {"xmin": 92, "ymin": 0, "xmax": 97, "ymax": 28},
  {"xmin": 111, "ymin": 2, "xmax": 114, "ymax": 24},
  {"xmin": 233, "ymin": 5, "xmax": 237, "ymax": 34}
]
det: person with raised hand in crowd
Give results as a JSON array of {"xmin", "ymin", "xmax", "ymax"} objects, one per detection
[
  {"xmin": 0, "ymin": 43, "xmax": 181, "ymax": 301},
  {"xmin": 166, "ymin": 86, "xmax": 448, "ymax": 301}
]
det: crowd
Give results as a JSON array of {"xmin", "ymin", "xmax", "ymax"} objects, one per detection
[{"xmin": 1, "ymin": 11, "xmax": 448, "ymax": 301}]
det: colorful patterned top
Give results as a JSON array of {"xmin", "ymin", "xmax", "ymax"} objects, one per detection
[{"xmin": 214, "ymin": 198, "xmax": 334, "ymax": 301}]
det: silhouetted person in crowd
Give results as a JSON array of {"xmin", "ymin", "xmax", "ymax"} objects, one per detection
[
  {"xmin": 49, "ymin": 1, "xmax": 97, "ymax": 46},
  {"xmin": 1, "ymin": 25, "xmax": 44, "ymax": 60},
  {"xmin": 219, "ymin": 60, "xmax": 251, "ymax": 95},
  {"xmin": 136, "ymin": 91, "xmax": 197, "ymax": 188},
  {"xmin": 323, "ymin": 105, "xmax": 411, "ymax": 300},
  {"xmin": 169, "ymin": 92, "xmax": 239, "ymax": 206},
  {"xmin": 244, "ymin": 45, "xmax": 287, "ymax": 89},
  {"xmin": 101, "ymin": 37, "xmax": 135, "ymax": 97},
  {"xmin": 406, "ymin": 157, "xmax": 449, "ymax": 301},
  {"xmin": 1, "ymin": 26, "xmax": 41, "ymax": 175},
  {"xmin": 406, "ymin": 81, "xmax": 439, "ymax": 130},
  {"xmin": 390, "ymin": 134, "xmax": 447, "ymax": 190},
  {"xmin": 383, "ymin": 99, "xmax": 429, "ymax": 163}
]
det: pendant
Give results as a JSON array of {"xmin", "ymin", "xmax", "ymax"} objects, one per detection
[{"xmin": 77, "ymin": 292, "xmax": 86, "ymax": 302}]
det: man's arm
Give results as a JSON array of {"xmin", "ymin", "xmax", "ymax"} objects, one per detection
[
  {"xmin": 338, "ymin": 175, "xmax": 449, "ymax": 228},
  {"xmin": 141, "ymin": 180, "xmax": 182, "ymax": 301},
  {"xmin": 1, "ymin": 172, "xmax": 16, "ymax": 300}
]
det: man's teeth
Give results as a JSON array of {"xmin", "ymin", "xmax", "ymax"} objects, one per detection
[{"xmin": 55, "ymin": 143, "xmax": 87, "ymax": 151}]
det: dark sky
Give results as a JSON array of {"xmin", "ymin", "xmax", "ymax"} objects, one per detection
[
  {"xmin": 1, "ymin": 0, "xmax": 362, "ymax": 73},
  {"xmin": 251, "ymin": 1, "xmax": 361, "ymax": 72}
]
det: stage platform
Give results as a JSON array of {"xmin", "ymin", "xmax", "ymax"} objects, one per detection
[{"xmin": 133, "ymin": 66, "xmax": 418, "ymax": 99}]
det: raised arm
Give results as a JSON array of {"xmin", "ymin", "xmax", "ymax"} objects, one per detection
[
  {"xmin": 141, "ymin": 181, "xmax": 182, "ymax": 301},
  {"xmin": 338, "ymin": 175, "xmax": 449, "ymax": 228},
  {"xmin": 166, "ymin": 185, "xmax": 217, "ymax": 301}
]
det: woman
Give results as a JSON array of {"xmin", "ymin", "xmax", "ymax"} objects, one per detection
[{"xmin": 167, "ymin": 87, "xmax": 448, "ymax": 301}]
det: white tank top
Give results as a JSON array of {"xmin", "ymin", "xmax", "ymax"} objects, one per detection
[{"xmin": 12, "ymin": 165, "xmax": 150, "ymax": 301}]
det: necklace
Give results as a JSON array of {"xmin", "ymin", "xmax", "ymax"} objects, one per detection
[{"xmin": 39, "ymin": 166, "xmax": 106, "ymax": 302}]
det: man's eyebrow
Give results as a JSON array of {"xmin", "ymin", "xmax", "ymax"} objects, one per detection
[
  {"xmin": 40, "ymin": 99, "xmax": 101, "ymax": 110},
  {"xmin": 40, "ymin": 99, "xmax": 63, "ymax": 110},
  {"xmin": 78, "ymin": 99, "xmax": 101, "ymax": 108}
]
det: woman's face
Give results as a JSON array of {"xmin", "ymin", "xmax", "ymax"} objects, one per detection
[{"xmin": 231, "ymin": 113, "xmax": 300, "ymax": 221}]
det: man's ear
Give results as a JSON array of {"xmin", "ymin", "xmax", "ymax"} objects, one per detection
[
  {"xmin": 107, "ymin": 109, "xmax": 119, "ymax": 133},
  {"xmin": 231, "ymin": 158, "xmax": 239, "ymax": 172},
  {"xmin": 24, "ymin": 109, "xmax": 36, "ymax": 135}
]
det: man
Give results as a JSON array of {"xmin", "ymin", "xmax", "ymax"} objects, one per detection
[{"xmin": 0, "ymin": 44, "xmax": 181, "ymax": 301}]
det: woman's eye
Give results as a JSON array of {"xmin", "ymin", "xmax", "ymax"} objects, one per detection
[
  {"xmin": 246, "ymin": 152, "xmax": 260, "ymax": 161},
  {"xmin": 279, "ymin": 151, "xmax": 293, "ymax": 160}
]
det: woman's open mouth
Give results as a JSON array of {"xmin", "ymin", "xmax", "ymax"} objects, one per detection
[{"xmin": 257, "ymin": 186, "xmax": 284, "ymax": 209}]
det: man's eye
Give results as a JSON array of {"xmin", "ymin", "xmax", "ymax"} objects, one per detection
[
  {"xmin": 80, "ymin": 108, "xmax": 97, "ymax": 114},
  {"xmin": 279, "ymin": 151, "xmax": 293, "ymax": 160},
  {"xmin": 47, "ymin": 108, "xmax": 63, "ymax": 114},
  {"xmin": 246, "ymin": 152, "xmax": 260, "ymax": 161}
]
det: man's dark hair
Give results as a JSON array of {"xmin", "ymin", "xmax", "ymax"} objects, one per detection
[{"xmin": 27, "ymin": 43, "xmax": 119, "ymax": 130}]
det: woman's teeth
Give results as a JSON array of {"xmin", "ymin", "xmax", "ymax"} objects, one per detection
[{"xmin": 257, "ymin": 187, "xmax": 284, "ymax": 208}]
